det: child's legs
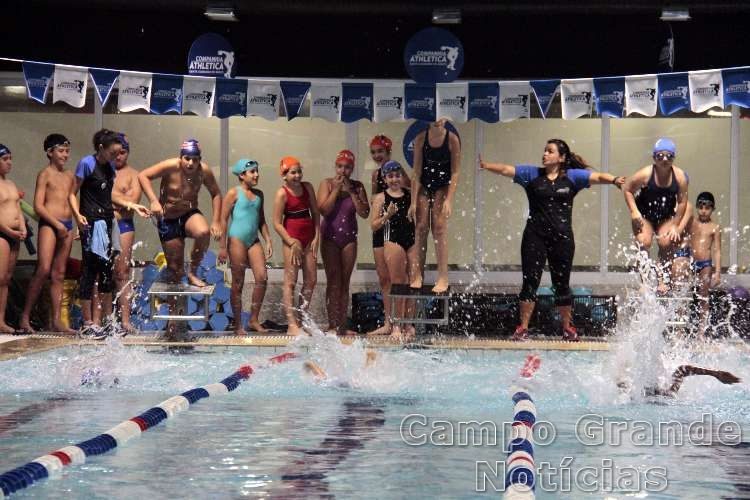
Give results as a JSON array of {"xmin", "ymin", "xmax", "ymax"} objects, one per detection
[
  {"xmin": 429, "ymin": 187, "xmax": 450, "ymax": 280},
  {"xmin": 22, "ymin": 225, "xmax": 57, "ymax": 323},
  {"xmin": 321, "ymin": 240, "xmax": 343, "ymax": 329},
  {"xmin": 184, "ymin": 213, "xmax": 210, "ymax": 277},
  {"xmin": 114, "ymin": 230, "xmax": 134, "ymax": 325},
  {"xmin": 299, "ymin": 246, "xmax": 317, "ymax": 312},
  {"xmin": 247, "ymin": 241, "xmax": 268, "ymax": 325},
  {"xmin": 373, "ymin": 247, "xmax": 391, "ymax": 327},
  {"xmin": 0, "ymin": 239, "xmax": 17, "ymax": 329},
  {"xmin": 50, "ymin": 230, "xmax": 74, "ymax": 329},
  {"xmin": 413, "ymin": 189, "xmax": 432, "ymax": 281},
  {"xmin": 338, "ymin": 241, "xmax": 357, "ymax": 327},
  {"xmin": 385, "ymin": 242, "xmax": 408, "ymax": 322},
  {"xmin": 282, "ymin": 245, "xmax": 301, "ymax": 327},
  {"xmin": 228, "ymin": 237, "xmax": 249, "ymax": 330}
]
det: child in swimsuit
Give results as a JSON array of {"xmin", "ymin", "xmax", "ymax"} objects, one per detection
[
  {"xmin": 19, "ymin": 135, "xmax": 77, "ymax": 334},
  {"xmin": 0, "ymin": 144, "xmax": 26, "ymax": 334},
  {"xmin": 273, "ymin": 156, "xmax": 320, "ymax": 336},
  {"xmin": 370, "ymin": 161, "xmax": 418, "ymax": 342},
  {"xmin": 317, "ymin": 150, "xmax": 370, "ymax": 334},
  {"xmin": 218, "ymin": 159, "xmax": 273, "ymax": 335}
]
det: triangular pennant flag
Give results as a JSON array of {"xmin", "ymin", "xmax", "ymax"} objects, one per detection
[
  {"xmin": 436, "ymin": 82, "xmax": 468, "ymax": 123},
  {"xmin": 89, "ymin": 69, "xmax": 119, "ymax": 106},
  {"xmin": 467, "ymin": 82, "xmax": 499, "ymax": 123},
  {"xmin": 247, "ymin": 80, "xmax": 281, "ymax": 120},
  {"xmin": 561, "ymin": 79, "xmax": 594, "ymax": 120},
  {"xmin": 280, "ymin": 81, "xmax": 310, "ymax": 120},
  {"xmin": 150, "ymin": 74, "xmax": 183, "ymax": 114},
  {"xmin": 310, "ymin": 83, "xmax": 342, "ymax": 122},
  {"xmin": 22, "ymin": 61, "xmax": 53, "ymax": 104},
  {"xmin": 530, "ymin": 79, "xmax": 560, "ymax": 118},
  {"xmin": 405, "ymin": 83, "xmax": 436, "ymax": 122},
  {"xmin": 373, "ymin": 82, "xmax": 405, "ymax": 123},
  {"xmin": 499, "ymin": 81, "xmax": 531, "ymax": 122},
  {"xmin": 721, "ymin": 67, "xmax": 750, "ymax": 109},
  {"xmin": 215, "ymin": 78, "xmax": 247, "ymax": 119},
  {"xmin": 117, "ymin": 71, "xmax": 152, "ymax": 112},
  {"xmin": 182, "ymin": 76, "xmax": 215, "ymax": 117},
  {"xmin": 657, "ymin": 73, "xmax": 690, "ymax": 115},
  {"xmin": 689, "ymin": 69, "xmax": 723, "ymax": 113},
  {"xmin": 625, "ymin": 75, "xmax": 658, "ymax": 117},
  {"xmin": 52, "ymin": 65, "xmax": 88, "ymax": 108},
  {"xmin": 593, "ymin": 77, "xmax": 625, "ymax": 118},
  {"xmin": 341, "ymin": 83, "xmax": 373, "ymax": 123}
]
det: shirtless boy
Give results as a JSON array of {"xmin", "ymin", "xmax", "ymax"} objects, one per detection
[
  {"xmin": 0, "ymin": 144, "xmax": 26, "ymax": 333},
  {"xmin": 19, "ymin": 134, "xmax": 76, "ymax": 333},
  {"xmin": 110, "ymin": 134, "xmax": 150, "ymax": 334},
  {"xmin": 138, "ymin": 139, "xmax": 222, "ymax": 287}
]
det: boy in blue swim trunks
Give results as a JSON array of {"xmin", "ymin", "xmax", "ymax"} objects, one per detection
[
  {"xmin": 686, "ymin": 192, "xmax": 722, "ymax": 334},
  {"xmin": 20, "ymin": 134, "xmax": 77, "ymax": 334},
  {"xmin": 0, "ymin": 144, "xmax": 26, "ymax": 334},
  {"xmin": 111, "ymin": 134, "xmax": 150, "ymax": 334}
]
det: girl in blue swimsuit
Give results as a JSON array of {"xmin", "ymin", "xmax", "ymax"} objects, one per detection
[{"xmin": 218, "ymin": 159, "xmax": 273, "ymax": 334}]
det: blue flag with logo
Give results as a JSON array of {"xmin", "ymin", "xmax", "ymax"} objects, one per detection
[
  {"xmin": 658, "ymin": 72, "xmax": 690, "ymax": 115},
  {"xmin": 22, "ymin": 62, "xmax": 54, "ymax": 103},
  {"xmin": 594, "ymin": 77, "xmax": 625, "ymax": 117},
  {"xmin": 722, "ymin": 67, "xmax": 750, "ymax": 109},
  {"xmin": 341, "ymin": 83, "xmax": 373, "ymax": 123},
  {"xmin": 215, "ymin": 78, "xmax": 247, "ymax": 118},
  {"xmin": 530, "ymin": 79, "xmax": 560, "ymax": 118},
  {"xmin": 280, "ymin": 81, "xmax": 310, "ymax": 120},
  {"xmin": 405, "ymin": 83, "xmax": 436, "ymax": 122},
  {"xmin": 467, "ymin": 82, "xmax": 499, "ymax": 123},
  {"xmin": 89, "ymin": 68, "xmax": 119, "ymax": 106},
  {"xmin": 150, "ymin": 74, "xmax": 183, "ymax": 114}
]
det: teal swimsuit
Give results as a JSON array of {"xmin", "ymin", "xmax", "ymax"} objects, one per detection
[{"xmin": 228, "ymin": 188, "xmax": 262, "ymax": 246}]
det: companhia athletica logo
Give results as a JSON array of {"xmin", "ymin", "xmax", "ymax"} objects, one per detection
[
  {"xmin": 376, "ymin": 96, "xmax": 403, "ymax": 110},
  {"xmin": 629, "ymin": 88, "xmax": 657, "ymax": 101},
  {"xmin": 661, "ymin": 86, "xmax": 689, "ymax": 100},
  {"xmin": 27, "ymin": 76, "xmax": 51, "ymax": 88},
  {"xmin": 185, "ymin": 91, "xmax": 213, "ymax": 104},
  {"xmin": 189, "ymin": 51, "xmax": 234, "ymax": 78},
  {"xmin": 469, "ymin": 95, "xmax": 498, "ymax": 114},
  {"xmin": 343, "ymin": 96, "xmax": 372, "ymax": 109},
  {"xmin": 407, "ymin": 97, "xmax": 435, "ymax": 111},
  {"xmin": 501, "ymin": 94, "xmax": 528, "ymax": 108},
  {"xmin": 153, "ymin": 88, "xmax": 182, "ymax": 102},
  {"xmin": 410, "ymin": 46, "xmax": 459, "ymax": 70},
  {"xmin": 56, "ymin": 79, "xmax": 86, "ymax": 94},
  {"xmin": 440, "ymin": 96, "xmax": 466, "ymax": 110},
  {"xmin": 248, "ymin": 93, "xmax": 278, "ymax": 108},
  {"xmin": 597, "ymin": 91, "xmax": 624, "ymax": 105},
  {"xmin": 564, "ymin": 92, "xmax": 592, "ymax": 105},
  {"xmin": 121, "ymin": 85, "xmax": 150, "ymax": 99},
  {"xmin": 725, "ymin": 81, "xmax": 750, "ymax": 94},
  {"xmin": 313, "ymin": 95, "xmax": 340, "ymax": 110},
  {"xmin": 218, "ymin": 91, "xmax": 246, "ymax": 104},
  {"xmin": 692, "ymin": 83, "xmax": 721, "ymax": 97}
]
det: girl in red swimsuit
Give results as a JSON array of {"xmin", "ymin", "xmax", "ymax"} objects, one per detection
[{"xmin": 273, "ymin": 156, "xmax": 320, "ymax": 336}]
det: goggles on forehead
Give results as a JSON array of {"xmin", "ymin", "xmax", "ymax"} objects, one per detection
[
  {"xmin": 48, "ymin": 140, "xmax": 71, "ymax": 151},
  {"xmin": 653, "ymin": 152, "xmax": 675, "ymax": 161}
]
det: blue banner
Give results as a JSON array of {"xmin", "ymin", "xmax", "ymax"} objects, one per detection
[
  {"xmin": 215, "ymin": 78, "xmax": 247, "ymax": 118},
  {"xmin": 150, "ymin": 74, "xmax": 183, "ymax": 114},
  {"xmin": 530, "ymin": 79, "xmax": 560, "ymax": 118},
  {"xmin": 467, "ymin": 83, "xmax": 499, "ymax": 123},
  {"xmin": 405, "ymin": 83, "xmax": 436, "ymax": 122},
  {"xmin": 341, "ymin": 83, "xmax": 373, "ymax": 123},
  {"xmin": 280, "ymin": 81, "xmax": 310, "ymax": 120},
  {"xmin": 593, "ymin": 77, "xmax": 625, "ymax": 117},
  {"xmin": 402, "ymin": 120, "xmax": 460, "ymax": 167},
  {"xmin": 89, "ymin": 69, "xmax": 119, "ymax": 106},
  {"xmin": 658, "ymin": 72, "xmax": 690, "ymax": 115},
  {"xmin": 404, "ymin": 27, "xmax": 464, "ymax": 84},
  {"xmin": 22, "ymin": 62, "xmax": 54, "ymax": 103},
  {"xmin": 188, "ymin": 33, "xmax": 235, "ymax": 78},
  {"xmin": 722, "ymin": 68, "xmax": 750, "ymax": 109}
]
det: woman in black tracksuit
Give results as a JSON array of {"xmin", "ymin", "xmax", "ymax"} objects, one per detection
[{"xmin": 481, "ymin": 139, "xmax": 625, "ymax": 341}]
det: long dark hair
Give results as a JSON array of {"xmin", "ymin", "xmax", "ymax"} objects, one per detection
[{"xmin": 547, "ymin": 138, "xmax": 591, "ymax": 170}]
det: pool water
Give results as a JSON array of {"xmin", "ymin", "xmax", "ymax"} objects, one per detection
[{"xmin": 0, "ymin": 335, "xmax": 748, "ymax": 499}]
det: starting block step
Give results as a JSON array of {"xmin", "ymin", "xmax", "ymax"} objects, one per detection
[
  {"xmin": 389, "ymin": 284, "xmax": 451, "ymax": 325},
  {"xmin": 148, "ymin": 283, "xmax": 216, "ymax": 321},
  {"xmin": 389, "ymin": 284, "xmax": 450, "ymax": 299},
  {"xmin": 147, "ymin": 283, "xmax": 216, "ymax": 296}
]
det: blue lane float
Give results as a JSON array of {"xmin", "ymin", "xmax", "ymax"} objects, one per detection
[{"xmin": 0, "ymin": 352, "xmax": 298, "ymax": 498}]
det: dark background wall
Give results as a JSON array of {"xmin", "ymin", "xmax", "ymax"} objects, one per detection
[{"xmin": 1, "ymin": 0, "xmax": 749, "ymax": 79}]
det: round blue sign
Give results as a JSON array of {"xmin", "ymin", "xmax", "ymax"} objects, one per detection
[
  {"xmin": 403, "ymin": 27, "xmax": 464, "ymax": 84},
  {"xmin": 402, "ymin": 120, "xmax": 460, "ymax": 168},
  {"xmin": 188, "ymin": 33, "xmax": 236, "ymax": 78}
]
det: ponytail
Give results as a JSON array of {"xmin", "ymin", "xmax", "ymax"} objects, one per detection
[{"xmin": 547, "ymin": 138, "xmax": 591, "ymax": 170}]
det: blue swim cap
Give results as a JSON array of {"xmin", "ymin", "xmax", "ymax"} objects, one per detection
[
  {"xmin": 180, "ymin": 139, "xmax": 202, "ymax": 157},
  {"xmin": 653, "ymin": 137, "xmax": 676, "ymax": 155},
  {"xmin": 232, "ymin": 158, "xmax": 259, "ymax": 176},
  {"xmin": 118, "ymin": 133, "xmax": 130, "ymax": 152},
  {"xmin": 381, "ymin": 160, "xmax": 402, "ymax": 175},
  {"xmin": 0, "ymin": 144, "xmax": 10, "ymax": 157}
]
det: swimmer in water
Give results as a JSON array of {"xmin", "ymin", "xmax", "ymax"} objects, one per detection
[
  {"xmin": 303, "ymin": 349, "xmax": 378, "ymax": 383},
  {"xmin": 618, "ymin": 365, "xmax": 740, "ymax": 398}
]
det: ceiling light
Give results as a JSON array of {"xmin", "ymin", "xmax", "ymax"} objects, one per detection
[
  {"xmin": 432, "ymin": 8, "xmax": 461, "ymax": 25},
  {"xmin": 660, "ymin": 8, "xmax": 691, "ymax": 21},
  {"xmin": 204, "ymin": 6, "xmax": 238, "ymax": 22}
]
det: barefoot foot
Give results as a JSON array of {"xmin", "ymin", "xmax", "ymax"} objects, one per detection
[
  {"xmin": 187, "ymin": 273, "xmax": 208, "ymax": 287},
  {"xmin": 432, "ymin": 277, "xmax": 449, "ymax": 294},
  {"xmin": 367, "ymin": 324, "xmax": 392, "ymax": 336},
  {"xmin": 403, "ymin": 324, "xmax": 416, "ymax": 342},
  {"xmin": 18, "ymin": 321, "xmax": 36, "ymax": 334},
  {"xmin": 390, "ymin": 326, "xmax": 403, "ymax": 342},
  {"xmin": 248, "ymin": 320, "xmax": 267, "ymax": 333},
  {"xmin": 0, "ymin": 322, "xmax": 15, "ymax": 334},
  {"xmin": 409, "ymin": 276, "xmax": 423, "ymax": 289},
  {"xmin": 52, "ymin": 322, "xmax": 78, "ymax": 335},
  {"xmin": 287, "ymin": 324, "xmax": 305, "ymax": 336}
]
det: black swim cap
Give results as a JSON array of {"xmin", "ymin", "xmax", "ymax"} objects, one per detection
[
  {"xmin": 44, "ymin": 133, "xmax": 70, "ymax": 151},
  {"xmin": 696, "ymin": 191, "xmax": 715, "ymax": 207}
]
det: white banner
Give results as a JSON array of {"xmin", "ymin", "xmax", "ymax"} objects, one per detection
[
  {"xmin": 373, "ymin": 82, "xmax": 405, "ymax": 123},
  {"xmin": 117, "ymin": 71, "xmax": 152, "ymax": 112},
  {"xmin": 310, "ymin": 83, "xmax": 342, "ymax": 122},
  {"xmin": 499, "ymin": 81, "xmax": 531, "ymax": 122},
  {"xmin": 689, "ymin": 70, "xmax": 724, "ymax": 113},
  {"xmin": 436, "ymin": 82, "xmax": 468, "ymax": 123},
  {"xmin": 52, "ymin": 65, "xmax": 88, "ymax": 108},
  {"xmin": 247, "ymin": 80, "xmax": 281, "ymax": 121},
  {"xmin": 182, "ymin": 76, "xmax": 216, "ymax": 117},
  {"xmin": 625, "ymin": 75, "xmax": 658, "ymax": 117},
  {"xmin": 561, "ymin": 79, "xmax": 594, "ymax": 120}
]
